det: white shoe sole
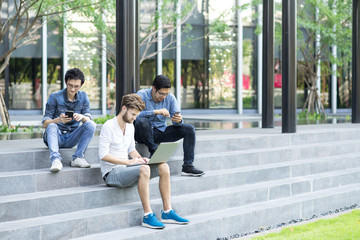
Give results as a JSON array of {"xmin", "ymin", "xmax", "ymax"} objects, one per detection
[
  {"xmin": 181, "ymin": 172, "xmax": 205, "ymax": 177},
  {"xmin": 161, "ymin": 219, "xmax": 189, "ymax": 224},
  {"xmin": 50, "ymin": 167, "xmax": 62, "ymax": 173},
  {"xmin": 141, "ymin": 223, "xmax": 165, "ymax": 229},
  {"xmin": 71, "ymin": 163, "xmax": 91, "ymax": 168}
]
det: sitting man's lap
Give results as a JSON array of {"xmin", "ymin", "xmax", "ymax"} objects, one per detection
[{"xmin": 105, "ymin": 165, "xmax": 160, "ymax": 188}]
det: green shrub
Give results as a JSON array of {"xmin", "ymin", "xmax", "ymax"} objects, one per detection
[{"xmin": 93, "ymin": 115, "xmax": 115, "ymax": 124}]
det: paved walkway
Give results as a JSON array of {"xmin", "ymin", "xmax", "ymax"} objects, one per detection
[
  {"xmin": 5, "ymin": 114, "xmax": 263, "ymax": 127},
  {"xmin": 1, "ymin": 121, "xmax": 360, "ymax": 152}
]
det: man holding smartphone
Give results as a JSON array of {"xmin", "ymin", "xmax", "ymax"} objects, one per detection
[
  {"xmin": 42, "ymin": 68, "xmax": 96, "ymax": 172},
  {"xmin": 135, "ymin": 75, "xmax": 204, "ymax": 176}
]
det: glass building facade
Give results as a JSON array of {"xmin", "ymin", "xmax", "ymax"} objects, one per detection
[{"xmin": 0, "ymin": 0, "xmax": 353, "ymax": 114}]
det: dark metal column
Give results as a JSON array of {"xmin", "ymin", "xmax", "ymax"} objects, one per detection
[
  {"xmin": 262, "ymin": 0, "xmax": 274, "ymax": 128},
  {"xmin": 116, "ymin": 0, "xmax": 138, "ymax": 115},
  {"xmin": 352, "ymin": 0, "xmax": 360, "ymax": 123},
  {"xmin": 281, "ymin": 0, "xmax": 297, "ymax": 133},
  {"xmin": 134, "ymin": 2, "xmax": 140, "ymax": 91}
]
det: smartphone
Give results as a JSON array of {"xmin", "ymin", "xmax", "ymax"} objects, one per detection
[
  {"xmin": 65, "ymin": 110, "xmax": 74, "ymax": 118},
  {"xmin": 174, "ymin": 111, "xmax": 180, "ymax": 116}
]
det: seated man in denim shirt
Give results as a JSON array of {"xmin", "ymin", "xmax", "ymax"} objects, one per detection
[
  {"xmin": 42, "ymin": 68, "xmax": 96, "ymax": 172},
  {"xmin": 135, "ymin": 75, "xmax": 204, "ymax": 176}
]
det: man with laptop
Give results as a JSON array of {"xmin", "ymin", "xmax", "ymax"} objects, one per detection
[
  {"xmin": 135, "ymin": 75, "xmax": 204, "ymax": 176},
  {"xmin": 98, "ymin": 93, "xmax": 189, "ymax": 229}
]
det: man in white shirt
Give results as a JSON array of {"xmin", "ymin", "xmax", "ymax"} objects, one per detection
[{"xmin": 99, "ymin": 93, "xmax": 189, "ymax": 229}]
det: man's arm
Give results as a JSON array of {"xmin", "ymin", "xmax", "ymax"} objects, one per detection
[
  {"xmin": 101, "ymin": 153, "xmax": 138, "ymax": 165},
  {"xmin": 168, "ymin": 94, "xmax": 182, "ymax": 125},
  {"xmin": 73, "ymin": 113, "xmax": 90, "ymax": 123},
  {"xmin": 75, "ymin": 92, "xmax": 91, "ymax": 123},
  {"xmin": 42, "ymin": 94, "xmax": 72, "ymax": 128},
  {"xmin": 129, "ymin": 150, "xmax": 149, "ymax": 163},
  {"xmin": 43, "ymin": 114, "xmax": 72, "ymax": 128},
  {"xmin": 136, "ymin": 89, "xmax": 156, "ymax": 118},
  {"xmin": 102, "ymin": 151, "xmax": 148, "ymax": 166}
]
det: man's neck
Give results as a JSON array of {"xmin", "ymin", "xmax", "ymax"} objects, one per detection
[
  {"xmin": 151, "ymin": 89, "xmax": 158, "ymax": 102},
  {"xmin": 116, "ymin": 115, "xmax": 126, "ymax": 132},
  {"xmin": 67, "ymin": 93, "xmax": 76, "ymax": 102}
]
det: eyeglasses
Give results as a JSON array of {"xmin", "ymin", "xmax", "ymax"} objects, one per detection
[
  {"xmin": 157, "ymin": 91, "xmax": 169, "ymax": 97},
  {"xmin": 67, "ymin": 83, "xmax": 81, "ymax": 90}
]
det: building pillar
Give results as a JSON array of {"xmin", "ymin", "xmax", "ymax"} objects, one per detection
[
  {"xmin": 316, "ymin": 7, "xmax": 321, "ymax": 99},
  {"xmin": 42, "ymin": 16, "xmax": 48, "ymax": 115},
  {"xmin": 281, "ymin": 0, "xmax": 297, "ymax": 133},
  {"xmin": 237, "ymin": 0, "xmax": 243, "ymax": 114},
  {"xmin": 331, "ymin": 46, "xmax": 337, "ymax": 113},
  {"xmin": 116, "ymin": 0, "xmax": 138, "ymax": 115},
  {"xmin": 157, "ymin": 0, "xmax": 163, "ymax": 75},
  {"xmin": 101, "ymin": 13, "xmax": 107, "ymax": 116},
  {"xmin": 175, "ymin": 0, "xmax": 182, "ymax": 108},
  {"xmin": 62, "ymin": 10, "xmax": 68, "ymax": 88},
  {"xmin": 352, "ymin": 0, "xmax": 360, "ymax": 122},
  {"xmin": 257, "ymin": 4, "xmax": 263, "ymax": 114},
  {"xmin": 262, "ymin": 0, "xmax": 274, "ymax": 128}
]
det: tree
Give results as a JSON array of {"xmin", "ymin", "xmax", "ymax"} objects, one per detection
[
  {"xmin": 297, "ymin": 0, "xmax": 352, "ymax": 115},
  {"xmin": 0, "ymin": 0, "xmax": 104, "ymax": 127},
  {"xmin": 253, "ymin": 0, "xmax": 352, "ymax": 116},
  {"xmin": 68, "ymin": 0, "xmax": 245, "ymax": 72},
  {"xmin": 68, "ymin": 0, "xmax": 196, "ymax": 70}
]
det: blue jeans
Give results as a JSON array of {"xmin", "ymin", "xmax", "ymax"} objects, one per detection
[
  {"xmin": 134, "ymin": 118, "xmax": 195, "ymax": 167},
  {"xmin": 43, "ymin": 120, "xmax": 96, "ymax": 162}
]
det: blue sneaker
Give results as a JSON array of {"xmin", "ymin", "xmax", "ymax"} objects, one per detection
[
  {"xmin": 161, "ymin": 210, "xmax": 189, "ymax": 224},
  {"xmin": 142, "ymin": 213, "xmax": 165, "ymax": 229}
]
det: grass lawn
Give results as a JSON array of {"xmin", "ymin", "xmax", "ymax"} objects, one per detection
[{"xmin": 251, "ymin": 210, "xmax": 360, "ymax": 240}]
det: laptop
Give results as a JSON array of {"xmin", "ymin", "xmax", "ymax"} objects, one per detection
[{"xmin": 127, "ymin": 141, "xmax": 180, "ymax": 167}]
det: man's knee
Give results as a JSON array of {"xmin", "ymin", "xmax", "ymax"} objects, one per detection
[
  {"xmin": 83, "ymin": 120, "xmax": 96, "ymax": 133},
  {"xmin": 183, "ymin": 124, "xmax": 195, "ymax": 136},
  {"xmin": 46, "ymin": 123, "xmax": 59, "ymax": 133},
  {"xmin": 135, "ymin": 118, "xmax": 150, "ymax": 130},
  {"xmin": 158, "ymin": 163, "xmax": 170, "ymax": 177},
  {"xmin": 139, "ymin": 164, "xmax": 151, "ymax": 179}
]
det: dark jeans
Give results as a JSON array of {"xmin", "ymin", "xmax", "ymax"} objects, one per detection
[{"xmin": 134, "ymin": 118, "xmax": 195, "ymax": 167}]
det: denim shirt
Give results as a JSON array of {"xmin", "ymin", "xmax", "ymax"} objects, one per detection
[
  {"xmin": 136, "ymin": 88, "xmax": 181, "ymax": 132},
  {"xmin": 42, "ymin": 88, "xmax": 92, "ymax": 132}
]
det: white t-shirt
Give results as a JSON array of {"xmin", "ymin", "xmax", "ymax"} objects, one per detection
[{"xmin": 98, "ymin": 117, "xmax": 136, "ymax": 177}]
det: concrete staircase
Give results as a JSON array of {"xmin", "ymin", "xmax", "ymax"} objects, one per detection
[{"xmin": 1, "ymin": 124, "xmax": 360, "ymax": 239}]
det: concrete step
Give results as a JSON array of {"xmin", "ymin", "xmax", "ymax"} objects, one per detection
[
  {"xmin": 193, "ymin": 125, "xmax": 360, "ymax": 154},
  {"xmin": 0, "ymin": 145, "xmax": 99, "ymax": 173},
  {"xmin": 1, "ymin": 156, "xmax": 360, "ymax": 224},
  {"xmin": 1, "ymin": 148, "xmax": 360, "ymax": 198},
  {"xmin": 0, "ymin": 165, "xmax": 102, "ymax": 196},
  {"xmin": 2, "ymin": 133, "xmax": 360, "ymax": 174},
  {"xmin": 1, "ymin": 124, "xmax": 360, "ymax": 239},
  {"xmin": 2, "ymin": 179, "xmax": 358, "ymax": 240},
  {"xmin": 171, "ymin": 139, "xmax": 360, "ymax": 173},
  {"xmin": 72, "ymin": 183, "xmax": 360, "ymax": 240},
  {"xmin": 2, "ymin": 125, "xmax": 360, "ymax": 172}
]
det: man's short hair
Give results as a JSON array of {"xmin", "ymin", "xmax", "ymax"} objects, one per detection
[
  {"xmin": 65, "ymin": 68, "xmax": 85, "ymax": 85},
  {"xmin": 152, "ymin": 75, "xmax": 171, "ymax": 90},
  {"xmin": 121, "ymin": 93, "xmax": 145, "ymax": 111}
]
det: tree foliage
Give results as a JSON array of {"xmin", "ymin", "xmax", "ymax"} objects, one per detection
[
  {"xmin": 297, "ymin": 0, "xmax": 352, "ymax": 115},
  {"xmin": 253, "ymin": 0, "xmax": 352, "ymax": 116},
  {"xmin": 0, "ymin": 0, "xmax": 104, "ymax": 126}
]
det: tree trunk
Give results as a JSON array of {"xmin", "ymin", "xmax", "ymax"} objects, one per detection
[
  {"xmin": 0, "ymin": 91, "xmax": 11, "ymax": 127},
  {"xmin": 303, "ymin": 84, "xmax": 326, "ymax": 115}
]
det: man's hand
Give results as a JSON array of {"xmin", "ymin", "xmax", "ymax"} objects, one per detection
[
  {"xmin": 171, "ymin": 113, "xmax": 182, "ymax": 123},
  {"xmin": 73, "ymin": 113, "xmax": 86, "ymax": 122},
  {"xmin": 59, "ymin": 113, "xmax": 73, "ymax": 124},
  {"xmin": 128, "ymin": 157, "xmax": 149, "ymax": 165},
  {"xmin": 154, "ymin": 108, "xmax": 170, "ymax": 117}
]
